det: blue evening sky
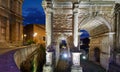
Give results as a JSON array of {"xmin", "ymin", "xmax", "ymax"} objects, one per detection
[{"xmin": 22, "ymin": 0, "xmax": 45, "ymax": 25}]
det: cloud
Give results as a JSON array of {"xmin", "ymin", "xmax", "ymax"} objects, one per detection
[{"xmin": 22, "ymin": 8, "xmax": 45, "ymax": 25}]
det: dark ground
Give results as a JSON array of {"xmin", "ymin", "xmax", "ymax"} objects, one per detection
[{"xmin": 0, "ymin": 50, "xmax": 106, "ymax": 72}]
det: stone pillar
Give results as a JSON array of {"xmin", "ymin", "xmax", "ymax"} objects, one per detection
[
  {"xmin": 116, "ymin": 12, "xmax": 119, "ymax": 49},
  {"xmin": 72, "ymin": 53, "xmax": 81, "ymax": 66},
  {"xmin": 71, "ymin": 53, "xmax": 82, "ymax": 72},
  {"xmin": 20, "ymin": 23, "xmax": 23, "ymax": 44},
  {"xmin": 46, "ymin": 9, "xmax": 52, "ymax": 48},
  {"xmin": 73, "ymin": 8, "xmax": 79, "ymax": 48},
  {"xmin": 114, "ymin": 11, "xmax": 120, "ymax": 65},
  {"xmin": 12, "ymin": 22, "xmax": 18, "ymax": 45},
  {"xmin": 118, "ymin": 12, "xmax": 120, "ymax": 49},
  {"xmin": 46, "ymin": 52, "xmax": 53, "ymax": 65},
  {"xmin": 43, "ymin": 2, "xmax": 53, "ymax": 72},
  {"xmin": 45, "ymin": 7, "xmax": 53, "ymax": 65},
  {"xmin": 6, "ymin": 19, "xmax": 10, "ymax": 42},
  {"xmin": 71, "ymin": 4, "xmax": 82, "ymax": 72}
]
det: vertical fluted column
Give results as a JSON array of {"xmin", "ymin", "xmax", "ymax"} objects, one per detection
[
  {"xmin": 45, "ymin": 8, "xmax": 53, "ymax": 65},
  {"xmin": 71, "ymin": 4, "xmax": 82, "ymax": 72},
  {"xmin": 43, "ymin": 2, "xmax": 54, "ymax": 71},
  {"xmin": 46, "ymin": 9, "xmax": 52, "ymax": 48},
  {"xmin": 73, "ymin": 7, "xmax": 79, "ymax": 48}
]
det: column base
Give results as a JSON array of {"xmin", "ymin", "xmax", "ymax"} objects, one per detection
[
  {"xmin": 72, "ymin": 52, "xmax": 81, "ymax": 66},
  {"xmin": 43, "ymin": 64, "xmax": 53, "ymax": 72},
  {"xmin": 46, "ymin": 52, "xmax": 53, "ymax": 65},
  {"xmin": 71, "ymin": 66, "xmax": 82, "ymax": 72}
]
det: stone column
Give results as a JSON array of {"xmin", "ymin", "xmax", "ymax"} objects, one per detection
[
  {"xmin": 43, "ymin": 5, "xmax": 53, "ymax": 72},
  {"xmin": 15, "ymin": 22, "xmax": 19, "ymax": 43},
  {"xmin": 73, "ymin": 8, "xmax": 79, "ymax": 48},
  {"xmin": 116, "ymin": 12, "xmax": 119, "ymax": 49},
  {"xmin": 71, "ymin": 4, "xmax": 82, "ymax": 72},
  {"xmin": 45, "ymin": 8, "xmax": 53, "ymax": 65},
  {"xmin": 20, "ymin": 23, "xmax": 23, "ymax": 43},
  {"xmin": 118, "ymin": 12, "xmax": 120, "ymax": 49},
  {"xmin": 46, "ymin": 8, "xmax": 52, "ymax": 48},
  {"xmin": 6, "ymin": 19, "xmax": 10, "ymax": 42},
  {"xmin": 114, "ymin": 11, "xmax": 120, "ymax": 65}
]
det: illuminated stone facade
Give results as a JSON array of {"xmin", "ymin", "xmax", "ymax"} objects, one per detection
[
  {"xmin": 0, "ymin": 0, "xmax": 23, "ymax": 47},
  {"xmin": 23, "ymin": 24, "xmax": 45, "ymax": 45},
  {"xmin": 43, "ymin": 0, "xmax": 120, "ymax": 71}
]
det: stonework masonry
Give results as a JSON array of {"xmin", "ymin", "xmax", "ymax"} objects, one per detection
[
  {"xmin": 23, "ymin": 24, "xmax": 45, "ymax": 45},
  {"xmin": 0, "ymin": 0, "xmax": 24, "ymax": 48}
]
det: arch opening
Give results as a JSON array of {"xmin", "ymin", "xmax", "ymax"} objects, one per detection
[{"xmin": 79, "ymin": 16, "xmax": 113, "ymax": 70}]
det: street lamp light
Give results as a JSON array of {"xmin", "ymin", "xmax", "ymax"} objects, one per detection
[
  {"xmin": 33, "ymin": 33, "xmax": 38, "ymax": 37},
  {"xmin": 24, "ymin": 34, "xmax": 27, "ymax": 37}
]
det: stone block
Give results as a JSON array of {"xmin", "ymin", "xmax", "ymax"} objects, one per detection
[
  {"xmin": 71, "ymin": 66, "xmax": 82, "ymax": 72},
  {"xmin": 43, "ymin": 65, "xmax": 53, "ymax": 72}
]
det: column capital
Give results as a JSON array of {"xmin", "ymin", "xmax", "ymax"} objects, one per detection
[
  {"xmin": 46, "ymin": 7, "xmax": 53, "ymax": 14},
  {"xmin": 42, "ymin": 0, "xmax": 53, "ymax": 13},
  {"xmin": 73, "ymin": 7, "xmax": 79, "ymax": 14}
]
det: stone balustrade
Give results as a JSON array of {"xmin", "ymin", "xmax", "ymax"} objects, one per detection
[{"xmin": 14, "ymin": 44, "xmax": 38, "ymax": 69}]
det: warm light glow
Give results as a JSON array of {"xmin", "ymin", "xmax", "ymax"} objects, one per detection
[
  {"xmin": 24, "ymin": 34, "xmax": 27, "ymax": 37},
  {"xmin": 33, "ymin": 33, "xmax": 38, "ymax": 37}
]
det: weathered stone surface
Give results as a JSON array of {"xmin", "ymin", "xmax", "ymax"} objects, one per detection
[{"xmin": 0, "ymin": 0, "xmax": 23, "ymax": 48}]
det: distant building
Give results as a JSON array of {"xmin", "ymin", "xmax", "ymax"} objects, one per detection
[
  {"xmin": 0, "ymin": 0, "xmax": 24, "ymax": 47},
  {"xmin": 23, "ymin": 24, "xmax": 45, "ymax": 45}
]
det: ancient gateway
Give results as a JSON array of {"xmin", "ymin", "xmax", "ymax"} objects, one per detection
[{"xmin": 42, "ymin": 0, "xmax": 115, "ymax": 72}]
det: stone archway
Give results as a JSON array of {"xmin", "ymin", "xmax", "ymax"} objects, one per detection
[
  {"xmin": 79, "ymin": 16, "xmax": 114, "ymax": 70},
  {"xmin": 42, "ymin": 0, "xmax": 115, "ymax": 71}
]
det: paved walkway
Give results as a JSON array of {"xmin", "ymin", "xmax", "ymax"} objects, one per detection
[
  {"xmin": 81, "ymin": 60, "xmax": 106, "ymax": 72},
  {"xmin": 54, "ymin": 58, "xmax": 71, "ymax": 72},
  {"xmin": 55, "ymin": 58, "xmax": 106, "ymax": 72},
  {"xmin": 0, "ymin": 49, "xmax": 20, "ymax": 72}
]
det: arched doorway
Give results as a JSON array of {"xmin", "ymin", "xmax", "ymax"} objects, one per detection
[
  {"xmin": 94, "ymin": 47, "xmax": 100, "ymax": 63},
  {"xmin": 59, "ymin": 40, "xmax": 67, "ymax": 51}
]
